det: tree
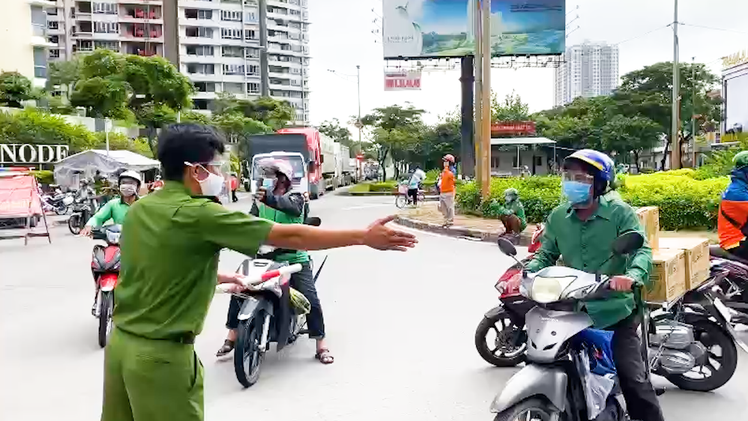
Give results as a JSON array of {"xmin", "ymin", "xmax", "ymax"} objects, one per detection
[
  {"xmin": 180, "ymin": 110, "xmax": 212, "ymax": 125},
  {"xmin": 132, "ymin": 103, "xmax": 178, "ymax": 152},
  {"xmin": 0, "ymin": 72, "xmax": 38, "ymax": 108},
  {"xmin": 602, "ymin": 115, "xmax": 662, "ymax": 172},
  {"xmin": 613, "ymin": 61, "xmax": 720, "ymax": 169},
  {"xmin": 417, "ymin": 113, "xmax": 461, "ymax": 169},
  {"xmin": 319, "ymin": 118, "xmax": 354, "ymax": 149},
  {"xmin": 70, "ymin": 77, "xmax": 131, "ymax": 119},
  {"xmin": 47, "ymin": 57, "xmax": 82, "ymax": 100},
  {"xmin": 491, "ymin": 91, "xmax": 530, "ymax": 122},
  {"xmin": 360, "ymin": 104, "xmax": 425, "ymax": 180},
  {"xmin": 0, "ymin": 108, "xmax": 96, "ymax": 152},
  {"xmin": 227, "ymin": 96, "xmax": 295, "ymax": 130}
]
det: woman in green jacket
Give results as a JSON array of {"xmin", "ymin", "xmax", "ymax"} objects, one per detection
[{"xmin": 217, "ymin": 160, "xmax": 333, "ymax": 364}]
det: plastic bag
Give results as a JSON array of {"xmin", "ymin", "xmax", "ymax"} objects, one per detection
[{"xmin": 577, "ymin": 348, "xmax": 616, "ymax": 420}]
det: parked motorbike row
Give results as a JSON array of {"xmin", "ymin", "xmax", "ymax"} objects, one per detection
[{"xmin": 475, "ymin": 226, "xmax": 748, "ymax": 421}]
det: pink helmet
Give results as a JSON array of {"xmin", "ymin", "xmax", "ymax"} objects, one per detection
[{"xmin": 443, "ymin": 154, "xmax": 455, "ymax": 163}]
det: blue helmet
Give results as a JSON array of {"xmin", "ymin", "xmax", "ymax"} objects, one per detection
[{"xmin": 564, "ymin": 149, "xmax": 616, "ymax": 195}]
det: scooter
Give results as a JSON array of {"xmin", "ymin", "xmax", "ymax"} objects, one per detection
[
  {"xmin": 475, "ymin": 224, "xmax": 543, "ymax": 366},
  {"xmin": 708, "ymin": 245, "xmax": 748, "ymax": 324},
  {"xmin": 68, "ymin": 187, "xmax": 98, "ymax": 235},
  {"xmin": 91, "ymin": 225, "xmax": 122, "ymax": 348},
  {"xmin": 41, "ymin": 188, "xmax": 74, "ymax": 215},
  {"xmin": 217, "ymin": 216, "xmax": 326, "ymax": 388}
]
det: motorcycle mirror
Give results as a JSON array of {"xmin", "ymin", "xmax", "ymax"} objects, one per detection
[
  {"xmin": 305, "ymin": 216, "xmax": 321, "ymax": 226},
  {"xmin": 497, "ymin": 238, "xmax": 518, "ymax": 257},
  {"xmin": 611, "ymin": 231, "xmax": 644, "ymax": 255}
]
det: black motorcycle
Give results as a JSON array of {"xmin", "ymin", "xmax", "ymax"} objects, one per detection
[
  {"xmin": 68, "ymin": 188, "xmax": 98, "ymax": 235},
  {"xmin": 709, "ymin": 245, "xmax": 748, "ymax": 325}
]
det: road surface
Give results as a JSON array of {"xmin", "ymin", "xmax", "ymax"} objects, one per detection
[{"xmin": 1, "ymin": 193, "xmax": 747, "ymax": 421}]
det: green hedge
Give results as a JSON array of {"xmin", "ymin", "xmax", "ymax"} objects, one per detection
[
  {"xmin": 456, "ymin": 171, "xmax": 730, "ymax": 231},
  {"xmin": 31, "ymin": 170, "xmax": 55, "ymax": 185}
]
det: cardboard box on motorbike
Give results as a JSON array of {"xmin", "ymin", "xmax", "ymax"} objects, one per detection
[
  {"xmin": 635, "ymin": 206, "xmax": 660, "ymax": 250},
  {"xmin": 659, "ymin": 237, "xmax": 710, "ymax": 290},
  {"xmin": 646, "ymin": 248, "xmax": 687, "ymax": 303}
]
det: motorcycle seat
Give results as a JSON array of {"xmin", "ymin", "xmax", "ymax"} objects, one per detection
[{"xmin": 709, "ymin": 245, "xmax": 748, "ymax": 265}]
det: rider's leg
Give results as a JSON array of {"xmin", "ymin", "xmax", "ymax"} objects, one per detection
[
  {"xmin": 289, "ymin": 262, "xmax": 331, "ymax": 363},
  {"xmin": 611, "ymin": 313, "xmax": 665, "ymax": 421},
  {"xmin": 216, "ymin": 295, "xmax": 242, "ymax": 356},
  {"xmin": 408, "ymin": 188, "xmax": 418, "ymax": 205}
]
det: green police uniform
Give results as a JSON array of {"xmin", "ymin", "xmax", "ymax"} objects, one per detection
[
  {"xmin": 101, "ymin": 182, "xmax": 273, "ymax": 421},
  {"xmin": 525, "ymin": 194, "xmax": 653, "ymax": 329}
]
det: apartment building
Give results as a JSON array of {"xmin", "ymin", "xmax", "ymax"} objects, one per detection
[
  {"xmin": 45, "ymin": 0, "xmax": 311, "ymax": 125},
  {"xmin": 554, "ymin": 41, "xmax": 619, "ymax": 107},
  {"xmin": 0, "ymin": 0, "xmax": 58, "ymax": 87}
]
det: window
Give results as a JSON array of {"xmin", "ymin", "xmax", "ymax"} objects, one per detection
[
  {"xmin": 94, "ymin": 22, "xmax": 119, "ymax": 34},
  {"xmin": 194, "ymin": 82, "xmax": 216, "ymax": 92},
  {"xmin": 186, "ymin": 45, "xmax": 214, "ymax": 56},
  {"xmin": 186, "ymin": 63, "xmax": 215, "ymax": 75},
  {"xmin": 221, "ymin": 28, "xmax": 242, "ymax": 40},
  {"xmin": 223, "ymin": 64, "xmax": 244, "ymax": 75},
  {"xmin": 244, "ymin": 29, "xmax": 257, "ymax": 41},
  {"xmin": 534, "ymin": 156, "xmax": 543, "ymax": 167},
  {"xmin": 245, "ymin": 11, "xmax": 258, "ymax": 22},
  {"xmin": 33, "ymin": 47, "xmax": 47, "ymax": 78},
  {"xmin": 245, "ymin": 48, "xmax": 260, "ymax": 58},
  {"xmin": 193, "ymin": 99, "xmax": 209, "ymax": 110},
  {"xmin": 93, "ymin": 2, "xmax": 117, "ymax": 14},
  {"xmin": 248, "ymin": 65, "xmax": 259, "ymax": 75},
  {"xmin": 186, "ymin": 27, "xmax": 213, "ymax": 38},
  {"xmin": 185, "ymin": 9, "xmax": 212, "ymax": 19},
  {"xmin": 95, "ymin": 40, "xmax": 119, "ymax": 50},
  {"xmin": 48, "ymin": 21, "xmax": 59, "ymax": 30},
  {"xmin": 247, "ymin": 82, "xmax": 260, "ymax": 94},
  {"xmin": 221, "ymin": 10, "xmax": 241, "ymax": 21},
  {"xmin": 222, "ymin": 46, "xmax": 243, "ymax": 57},
  {"xmin": 31, "ymin": 6, "xmax": 46, "ymax": 36},
  {"xmin": 49, "ymin": 49, "xmax": 60, "ymax": 59},
  {"xmin": 49, "ymin": 35, "xmax": 59, "ymax": 44}
]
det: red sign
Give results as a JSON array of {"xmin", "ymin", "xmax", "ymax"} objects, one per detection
[
  {"xmin": 384, "ymin": 71, "xmax": 422, "ymax": 91},
  {"xmin": 491, "ymin": 121, "xmax": 536, "ymax": 136},
  {"xmin": 0, "ymin": 174, "xmax": 43, "ymax": 217},
  {"xmin": 356, "ymin": 154, "xmax": 364, "ymax": 161}
]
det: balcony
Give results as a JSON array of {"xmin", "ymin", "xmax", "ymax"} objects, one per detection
[
  {"xmin": 121, "ymin": 25, "xmax": 163, "ymax": 41},
  {"xmin": 28, "ymin": 0, "xmax": 57, "ymax": 8},
  {"xmin": 118, "ymin": 0, "xmax": 164, "ymax": 5},
  {"xmin": 120, "ymin": 7, "xmax": 163, "ymax": 23}
]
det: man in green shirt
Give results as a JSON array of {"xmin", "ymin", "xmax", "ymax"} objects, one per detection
[
  {"xmin": 101, "ymin": 124, "xmax": 417, "ymax": 421},
  {"xmin": 491, "ymin": 188, "xmax": 527, "ymax": 243},
  {"xmin": 525, "ymin": 149, "xmax": 664, "ymax": 421},
  {"xmin": 81, "ymin": 170, "xmax": 142, "ymax": 237}
]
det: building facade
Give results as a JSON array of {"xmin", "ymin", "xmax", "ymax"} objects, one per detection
[
  {"xmin": 554, "ymin": 42, "xmax": 619, "ymax": 107},
  {"xmin": 0, "ymin": 0, "xmax": 58, "ymax": 87},
  {"xmin": 44, "ymin": 0, "xmax": 310, "ymax": 125}
]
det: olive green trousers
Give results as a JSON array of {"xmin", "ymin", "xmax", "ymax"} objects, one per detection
[{"xmin": 100, "ymin": 328, "xmax": 204, "ymax": 421}]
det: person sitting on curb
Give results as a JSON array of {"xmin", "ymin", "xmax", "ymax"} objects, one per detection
[{"xmin": 489, "ymin": 188, "xmax": 526, "ymax": 243}]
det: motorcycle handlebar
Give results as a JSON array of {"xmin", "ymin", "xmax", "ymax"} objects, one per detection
[{"xmin": 215, "ymin": 263, "xmax": 303, "ymax": 294}]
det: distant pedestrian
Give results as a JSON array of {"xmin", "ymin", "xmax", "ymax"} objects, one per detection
[{"xmin": 439, "ymin": 154, "xmax": 456, "ymax": 227}]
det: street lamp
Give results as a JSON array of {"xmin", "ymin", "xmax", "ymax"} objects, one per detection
[{"xmin": 326, "ymin": 66, "xmax": 363, "ymax": 150}]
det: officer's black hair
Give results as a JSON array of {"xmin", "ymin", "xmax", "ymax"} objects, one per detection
[
  {"xmin": 157, "ymin": 123, "xmax": 226, "ymax": 181},
  {"xmin": 562, "ymin": 158, "xmax": 608, "ymax": 198}
]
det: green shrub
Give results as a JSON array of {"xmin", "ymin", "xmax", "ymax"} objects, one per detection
[
  {"xmin": 456, "ymin": 171, "xmax": 731, "ymax": 230},
  {"xmin": 369, "ymin": 181, "xmax": 397, "ymax": 192},
  {"xmin": 31, "ymin": 170, "xmax": 55, "ymax": 185}
]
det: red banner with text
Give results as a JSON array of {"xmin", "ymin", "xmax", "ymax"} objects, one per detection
[{"xmin": 0, "ymin": 175, "xmax": 42, "ymax": 217}]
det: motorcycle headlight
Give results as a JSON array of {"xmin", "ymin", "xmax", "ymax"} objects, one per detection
[
  {"xmin": 106, "ymin": 231, "xmax": 121, "ymax": 244},
  {"xmin": 531, "ymin": 276, "xmax": 577, "ymax": 303}
]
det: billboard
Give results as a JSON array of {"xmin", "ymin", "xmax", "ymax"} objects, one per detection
[
  {"xmin": 382, "ymin": 0, "xmax": 565, "ymax": 59},
  {"xmin": 384, "ymin": 70, "xmax": 422, "ymax": 90}
]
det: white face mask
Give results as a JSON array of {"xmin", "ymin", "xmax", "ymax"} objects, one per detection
[
  {"xmin": 120, "ymin": 184, "xmax": 137, "ymax": 197},
  {"xmin": 198, "ymin": 171, "xmax": 225, "ymax": 197}
]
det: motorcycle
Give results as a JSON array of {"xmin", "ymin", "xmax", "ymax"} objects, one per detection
[
  {"xmin": 708, "ymin": 245, "xmax": 748, "ymax": 325},
  {"xmin": 475, "ymin": 224, "xmax": 544, "ymax": 366},
  {"xmin": 41, "ymin": 188, "xmax": 74, "ymax": 215},
  {"xmin": 91, "ymin": 225, "xmax": 122, "ymax": 348},
  {"xmin": 217, "ymin": 216, "xmax": 326, "ymax": 388},
  {"xmin": 68, "ymin": 188, "xmax": 98, "ymax": 235}
]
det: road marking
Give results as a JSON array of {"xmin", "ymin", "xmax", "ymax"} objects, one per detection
[{"xmin": 341, "ymin": 204, "xmax": 394, "ymax": 211}]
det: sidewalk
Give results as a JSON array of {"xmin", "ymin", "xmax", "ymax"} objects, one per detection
[{"xmin": 395, "ymin": 202, "xmax": 536, "ymax": 243}]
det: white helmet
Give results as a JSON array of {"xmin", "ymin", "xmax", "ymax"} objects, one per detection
[{"xmin": 118, "ymin": 170, "xmax": 142, "ymax": 188}]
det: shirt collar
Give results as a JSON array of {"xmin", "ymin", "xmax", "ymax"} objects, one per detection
[
  {"xmin": 565, "ymin": 195, "xmax": 614, "ymax": 221},
  {"xmin": 162, "ymin": 181, "xmax": 193, "ymax": 195}
]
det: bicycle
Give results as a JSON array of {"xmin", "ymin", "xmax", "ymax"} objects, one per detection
[{"xmin": 395, "ymin": 184, "xmax": 425, "ymax": 209}]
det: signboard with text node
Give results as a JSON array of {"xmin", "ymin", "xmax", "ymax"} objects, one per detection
[
  {"xmin": 382, "ymin": 0, "xmax": 565, "ymax": 60},
  {"xmin": 0, "ymin": 144, "xmax": 70, "ymax": 165}
]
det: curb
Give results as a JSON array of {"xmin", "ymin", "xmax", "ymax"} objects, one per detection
[{"xmin": 394, "ymin": 215, "xmax": 533, "ymax": 246}]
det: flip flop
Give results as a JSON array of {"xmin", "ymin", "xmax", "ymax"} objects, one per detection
[
  {"xmin": 315, "ymin": 349, "xmax": 334, "ymax": 364},
  {"xmin": 216, "ymin": 340, "xmax": 235, "ymax": 357}
]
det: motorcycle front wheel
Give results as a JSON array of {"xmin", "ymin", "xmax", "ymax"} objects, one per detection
[
  {"xmin": 98, "ymin": 291, "xmax": 114, "ymax": 348},
  {"xmin": 494, "ymin": 398, "xmax": 558, "ymax": 421},
  {"xmin": 54, "ymin": 205, "xmax": 67, "ymax": 216},
  {"xmin": 665, "ymin": 319, "xmax": 738, "ymax": 392},
  {"xmin": 234, "ymin": 316, "xmax": 264, "ymax": 388},
  {"xmin": 395, "ymin": 195, "xmax": 407, "ymax": 209},
  {"xmin": 68, "ymin": 214, "xmax": 81, "ymax": 235},
  {"xmin": 475, "ymin": 311, "xmax": 527, "ymax": 367}
]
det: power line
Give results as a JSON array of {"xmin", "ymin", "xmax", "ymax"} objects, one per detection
[
  {"xmin": 679, "ymin": 22, "xmax": 748, "ymax": 36},
  {"xmin": 612, "ymin": 24, "xmax": 671, "ymax": 46}
]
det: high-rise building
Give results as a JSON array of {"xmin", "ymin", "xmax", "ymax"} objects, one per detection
[
  {"xmin": 0, "ymin": 0, "xmax": 58, "ymax": 87},
  {"xmin": 554, "ymin": 42, "xmax": 619, "ymax": 107},
  {"xmin": 45, "ymin": 0, "xmax": 310, "ymax": 125}
]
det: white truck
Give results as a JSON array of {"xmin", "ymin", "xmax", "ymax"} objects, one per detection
[
  {"xmin": 334, "ymin": 143, "xmax": 354, "ymax": 187},
  {"xmin": 320, "ymin": 132, "xmax": 337, "ymax": 191}
]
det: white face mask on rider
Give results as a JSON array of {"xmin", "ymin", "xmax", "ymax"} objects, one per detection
[
  {"xmin": 119, "ymin": 184, "xmax": 137, "ymax": 197},
  {"xmin": 185, "ymin": 161, "xmax": 225, "ymax": 197}
]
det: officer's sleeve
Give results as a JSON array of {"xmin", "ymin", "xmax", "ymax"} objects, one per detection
[
  {"xmin": 85, "ymin": 199, "xmax": 114, "ymax": 228},
  {"xmin": 619, "ymin": 207, "xmax": 653, "ymax": 287},
  {"xmin": 198, "ymin": 201, "xmax": 274, "ymax": 256},
  {"xmin": 525, "ymin": 216, "xmax": 561, "ymax": 273}
]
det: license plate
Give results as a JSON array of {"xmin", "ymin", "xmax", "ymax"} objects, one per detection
[{"xmin": 713, "ymin": 298, "xmax": 732, "ymax": 322}]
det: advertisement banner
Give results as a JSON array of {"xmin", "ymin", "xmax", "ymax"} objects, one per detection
[
  {"xmin": 384, "ymin": 70, "xmax": 422, "ymax": 91},
  {"xmin": 0, "ymin": 174, "xmax": 43, "ymax": 217},
  {"xmin": 491, "ymin": 121, "xmax": 536, "ymax": 136},
  {"xmin": 382, "ymin": 0, "xmax": 565, "ymax": 59}
]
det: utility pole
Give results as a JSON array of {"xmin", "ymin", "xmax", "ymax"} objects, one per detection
[
  {"xmin": 671, "ymin": 0, "xmax": 681, "ymax": 169},
  {"xmin": 480, "ymin": 0, "xmax": 491, "ymax": 198},
  {"xmin": 473, "ymin": 0, "xmax": 483, "ymax": 187},
  {"xmin": 356, "ymin": 64, "xmax": 362, "ymax": 150},
  {"xmin": 691, "ymin": 56, "xmax": 697, "ymax": 167}
]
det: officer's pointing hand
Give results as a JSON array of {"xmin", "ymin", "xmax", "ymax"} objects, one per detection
[{"xmin": 363, "ymin": 215, "xmax": 418, "ymax": 251}]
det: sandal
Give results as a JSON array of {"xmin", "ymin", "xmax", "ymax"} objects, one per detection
[
  {"xmin": 315, "ymin": 349, "xmax": 335, "ymax": 364},
  {"xmin": 216, "ymin": 340, "xmax": 235, "ymax": 357}
]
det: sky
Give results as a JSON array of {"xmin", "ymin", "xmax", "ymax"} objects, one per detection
[{"xmin": 307, "ymin": 0, "xmax": 748, "ymax": 133}]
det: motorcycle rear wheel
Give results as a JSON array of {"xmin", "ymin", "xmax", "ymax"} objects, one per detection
[
  {"xmin": 494, "ymin": 398, "xmax": 559, "ymax": 421},
  {"xmin": 98, "ymin": 291, "xmax": 114, "ymax": 348},
  {"xmin": 395, "ymin": 195, "xmax": 407, "ymax": 209},
  {"xmin": 234, "ymin": 316, "xmax": 263, "ymax": 388},
  {"xmin": 68, "ymin": 214, "xmax": 81, "ymax": 235},
  {"xmin": 665, "ymin": 319, "xmax": 738, "ymax": 392},
  {"xmin": 475, "ymin": 312, "xmax": 527, "ymax": 367}
]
